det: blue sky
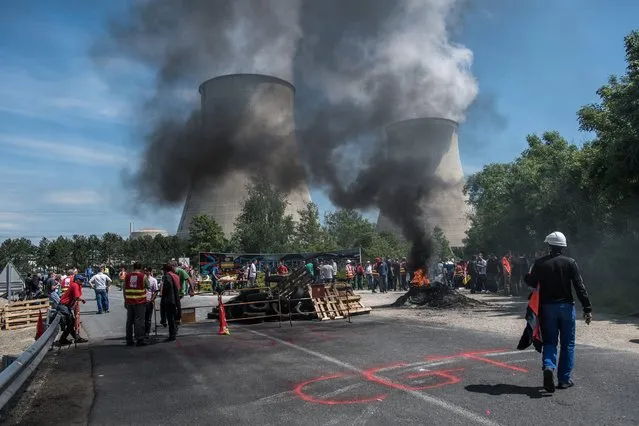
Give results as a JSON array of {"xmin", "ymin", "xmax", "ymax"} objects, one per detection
[{"xmin": 0, "ymin": 0, "xmax": 637, "ymax": 240}]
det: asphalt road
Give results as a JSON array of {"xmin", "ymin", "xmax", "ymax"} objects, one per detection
[{"xmin": 10, "ymin": 289, "xmax": 639, "ymax": 425}]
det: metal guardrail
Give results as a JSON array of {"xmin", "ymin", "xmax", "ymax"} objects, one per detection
[{"xmin": 0, "ymin": 315, "xmax": 60, "ymax": 413}]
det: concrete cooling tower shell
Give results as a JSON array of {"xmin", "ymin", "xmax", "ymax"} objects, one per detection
[
  {"xmin": 176, "ymin": 74, "xmax": 312, "ymax": 239},
  {"xmin": 376, "ymin": 117, "xmax": 470, "ymax": 248}
]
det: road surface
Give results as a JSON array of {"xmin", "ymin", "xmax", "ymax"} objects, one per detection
[{"xmin": 4, "ymin": 289, "xmax": 639, "ymax": 426}]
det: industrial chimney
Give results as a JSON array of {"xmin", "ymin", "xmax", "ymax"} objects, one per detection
[
  {"xmin": 376, "ymin": 117, "xmax": 470, "ymax": 247},
  {"xmin": 176, "ymin": 74, "xmax": 312, "ymax": 239}
]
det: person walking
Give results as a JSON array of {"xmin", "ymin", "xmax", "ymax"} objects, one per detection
[
  {"xmin": 56, "ymin": 275, "xmax": 88, "ymax": 345},
  {"xmin": 89, "ymin": 267, "xmax": 112, "ymax": 314},
  {"xmin": 377, "ymin": 258, "xmax": 388, "ymax": 293},
  {"xmin": 501, "ymin": 254, "xmax": 512, "ymax": 296},
  {"xmin": 476, "ymin": 254, "xmax": 487, "ymax": 293},
  {"xmin": 355, "ymin": 262, "xmax": 364, "ymax": 290},
  {"xmin": 527, "ymin": 231, "xmax": 592, "ymax": 393},
  {"xmin": 248, "ymin": 260, "xmax": 257, "ymax": 286},
  {"xmin": 123, "ymin": 262, "xmax": 148, "ymax": 346}
]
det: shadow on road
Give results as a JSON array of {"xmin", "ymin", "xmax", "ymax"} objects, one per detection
[
  {"xmin": 630, "ymin": 339, "xmax": 639, "ymax": 344},
  {"xmin": 465, "ymin": 384, "xmax": 551, "ymax": 399}
]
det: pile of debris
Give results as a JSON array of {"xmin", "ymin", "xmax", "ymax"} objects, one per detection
[
  {"xmin": 392, "ymin": 266, "xmax": 485, "ymax": 309},
  {"xmin": 392, "ymin": 282, "xmax": 485, "ymax": 309}
]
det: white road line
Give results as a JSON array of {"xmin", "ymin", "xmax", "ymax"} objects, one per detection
[{"xmin": 247, "ymin": 329, "xmax": 502, "ymax": 426}]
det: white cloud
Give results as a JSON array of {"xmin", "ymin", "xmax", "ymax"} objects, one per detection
[
  {"xmin": 42, "ymin": 190, "xmax": 102, "ymax": 205},
  {"xmin": 0, "ymin": 65, "xmax": 131, "ymax": 125},
  {"xmin": 0, "ymin": 135, "xmax": 126, "ymax": 165}
]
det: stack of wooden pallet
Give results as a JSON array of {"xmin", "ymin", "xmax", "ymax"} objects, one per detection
[
  {"xmin": 1, "ymin": 299, "xmax": 49, "ymax": 330},
  {"xmin": 307, "ymin": 285, "xmax": 371, "ymax": 320}
]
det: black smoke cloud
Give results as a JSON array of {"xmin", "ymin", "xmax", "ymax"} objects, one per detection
[{"xmin": 95, "ymin": 0, "xmax": 479, "ymax": 269}]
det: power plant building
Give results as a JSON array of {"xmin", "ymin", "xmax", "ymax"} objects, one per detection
[
  {"xmin": 176, "ymin": 74, "xmax": 312, "ymax": 239},
  {"xmin": 376, "ymin": 117, "xmax": 470, "ymax": 248}
]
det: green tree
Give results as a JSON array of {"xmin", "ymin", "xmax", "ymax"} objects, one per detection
[
  {"xmin": 0, "ymin": 238, "xmax": 35, "ymax": 273},
  {"xmin": 36, "ymin": 237, "xmax": 51, "ymax": 268},
  {"xmin": 101, "ymin": 232, "xmax": 124, "ymax": 266},
  {"xmin": 48, "ymin": 236, "xmax": 74, "ymax": 271},
  {"xmin": 291, "ymin": 202, "xmax": 331, "ymax": 252},
  {"xmin": 323, "ymin": 209, "xmax": 375, "ymax": 251},
  {"xmin": 365, "ymin": 231, "xmax": 410, "ymax": 260},
  {"xmin": 232, "ymin": 182, "xmax": 294, "ymax": 253},
  {"xmin": 188, "ymin": 214, "xmax": 226, "ymax": 254}
]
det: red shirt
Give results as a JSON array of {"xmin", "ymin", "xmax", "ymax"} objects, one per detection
[{"xmin": 60, "ymin": 281, "xmax": 82, "ymax": 306}]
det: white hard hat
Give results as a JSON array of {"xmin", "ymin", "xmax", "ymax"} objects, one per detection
[
  {"xmin": 544, "ymin": 231, "xmax": 567, "ymax": 247},
  {"xmin": 346, "ymin": 259, "xmax": 351, "ymax": 263}
]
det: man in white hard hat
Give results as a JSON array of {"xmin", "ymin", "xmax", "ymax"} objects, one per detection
[{"xmin": 527, "ymin": 231, "xmax": 592, "ymax": 393}]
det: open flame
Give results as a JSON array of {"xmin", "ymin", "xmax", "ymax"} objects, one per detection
[{"xmin": 411, "ymin": 268, "xmax": 430, "ymax": 287}]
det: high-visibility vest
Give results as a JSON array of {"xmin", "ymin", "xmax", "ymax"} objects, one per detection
[
  {"xmin": 346, "ymin": 264, "xmax": 354, "ymax": 279},
  {"xmin": 60, "ymin": 275, "xmax": 73, "ymax": 294},
  {"xmin": 124, "ymin": 272, "xmax": 146, "ymax": 305}
]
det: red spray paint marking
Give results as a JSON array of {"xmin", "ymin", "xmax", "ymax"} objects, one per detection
[
  {"xmin": 424, "ymin": 349, "xmax": 529, "ymax": 373},
  {"xmin": 294, "ymin": 373, "xmax": 388, "ymax": 405},
  {"xmin": 363, "ymin": 364, "xmax": 465, "ymax": 392}
]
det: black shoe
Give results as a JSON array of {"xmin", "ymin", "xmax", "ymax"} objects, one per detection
[
  {"xmin": 543, "ymin": 368, "xmax": 556, "ymax": 393},
  {"xmin": 75, "ymin": 337, "xmax": 88, "ymax": 344},
  {"xmin": 166, "ymin": 336, "xmax": 176, "ymax": 342},
  {"xmin": 106, "ymin": 310, "xmax": 110, "ymax": 313},
  {"xmin": 160, "ymin": 321, "xmax": 167, "ymax": 328},
  {"xmin": 96, "ymin": 311, "xmax": 102, "ymax": 314},
  {"xmin": 557, "ymin": 380, "xmax": 575, "ymax": 389},
  {"xmin": 136, "ymin": 341, "xmax": 149, "ymax": 347},
  {"xmin": 57, "ymin": 338, "xmax": 72, "ymax": 346},
  {"xmin": 126, "ymin": 341, "xmax": 135, "ymax": 346}
]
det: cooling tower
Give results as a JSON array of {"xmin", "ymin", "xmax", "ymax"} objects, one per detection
[
  {"xmin": 176, "ymin": 74, "xmax": 312, "ymax": 239},
  {"xmin": 376, "ymin": 117, "xmax": 470, "ymax": 247}
]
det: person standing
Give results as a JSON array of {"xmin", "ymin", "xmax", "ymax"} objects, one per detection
[
  {"xmin": 527, "ymin": 231, "xmax": 592, "ymax": 393},
  {"xmin": 248, "ymin": 260, "xmax": 257, "ymax": 286},
  {"xmin": 345, "ymin": 260, "xmax": 355, "ymax": 287},
  {"xmin": 44, "ymin": 272, "xmax": 60, "ymax": 308},
  {"xmin": 331, "ymin": 260, "xmax": 338, "ymax": 284},
  {"xmin": 400, "ymin": 258, "xmax": 408, "ymax": 290},
  {"xmin": 365, "ymin": 261, "xmax": 374, "ymax": 292},
  {"xmin": 476, "ymin": 254, "xmax": 487, "ymax": 293},
  {"xmin": 144, "ymin": 267, "xmax": 159, "ymax": 339},
  {"xmin": 377, "ymin": 258, "xmax": 388, "ymax": 293},
  {"xmin": 160, "ymin": 263, "xmax": 181, "ymax": 341},
  {"xmin": 501, "ymin": 254, "xmax": 512, "ymax": 296},
  {"xmin": 89, "ymin": 267, "xmax": 112, "ymax": 314},
  {"xmin": 320, "ymin": 261, "xmax": 333, "ymax": 284},
  {"xmin": 176, "ymin": 262, "xmax": 194, "ymax": 297},
  {"xmin": 355, "ymin": 262, "xmax": 364, "ymax": 290},
  {"xmin": 123, "ymin": 262, "xmax": 148, "ymax": 347},
  {"xmin": 468, "ymin": 255, "xmax": 479, "ymax": 293},
  {"xmin": 386, "ymin": 258, "xmax": 395, "ymax": 291}
]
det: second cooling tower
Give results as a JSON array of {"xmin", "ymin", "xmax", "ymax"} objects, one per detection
[
  {"xmin": 376, "ymin": 117, "xmax": 470, "ymax": 247},
  {"xmin": 176, "ymin": 74, "xmax": 312, "ymax": 239}
]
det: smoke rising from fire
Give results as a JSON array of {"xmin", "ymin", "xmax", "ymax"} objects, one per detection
[{"xmin": 95, "ymin": 0, "xmax": 479, "ymax": 268}]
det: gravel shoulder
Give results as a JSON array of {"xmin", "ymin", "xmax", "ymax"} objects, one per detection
[
  {"xmin": 0, "ymin": 298, "xmax": 39, "ymax": 359},
  {"xmin": 356, "ymin": 289, "xmax": 639, "ymax": 354}
]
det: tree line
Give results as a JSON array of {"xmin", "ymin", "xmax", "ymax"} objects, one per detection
[
  {"xmin": 1, "ymin": 180, "xmax": 432, "ymax": 274},
  {"xmin": 463, "ymin": 30, "xmax": 639, "ymax": 313}
]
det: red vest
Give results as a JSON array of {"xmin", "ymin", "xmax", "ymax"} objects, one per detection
[
  {"xmin": 61, "ymin": 275, "xmax": 73, "ymax": 293},
  {"xmin": 124, "ymin": 272, "xmax": 146, "ymax": 305}
]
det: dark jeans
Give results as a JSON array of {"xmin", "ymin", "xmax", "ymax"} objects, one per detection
[
  {"xmin": 541, "ymin": 303, "xmax": 576, "ymax": 384},
  {"xmin": 145, "ymin": 301, "xmax": 154, "ymax": 336},
  {"xmin": 378, "ymin": 275, "xmax": 387, "ymax": 292},
  {"xmin": 57, "ymin": 304, "xmax": 78, "ymax": 341},
  {"xmin": 162, "ymin": 303, "xmax": 178, "ymax": 338},
  {"xmin": 401, "ymin": 274, "xmax": 408, "ymax": 290},
  {"xmin": 355, "ymin": 275, "xmax": 363, "ymax": 290},
  {"xmin": 475, "ymin": 275, "xmax": 487, "ymax": 292},
  {"xmin": 387, "ymin": 275, "xmax": 396, "ymax": 291},
  {"xmin": 366, "ymin": 275, "xmax": 374, "ymax": 291},
  {"xmin": 126, "ymin": 303, "xmax": 146, "ymax": 343},
  {"xmin": 95, "ymin": 289, "xmax": 109, "ymax": 313}
]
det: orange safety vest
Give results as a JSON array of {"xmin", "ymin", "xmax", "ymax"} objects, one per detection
[
  {"xmin": 60, "ymin": 275, "xmax": 73, "ymax": 294},
  {"xmin": 124, "ymin": 272, "xmax": 146, "ymax": 305},
  {"xmin": 346, "ymin": 264, "xmax": 354, "ymax": 279},
  {"xmin": 502, "ymin": 257, "xmax": 511, "ymax": 274}
]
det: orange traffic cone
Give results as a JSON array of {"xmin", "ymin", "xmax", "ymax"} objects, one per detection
[
  {"xmin": 35, "ymin": 311, "xmax": 44, "ymax": 340},
  {"xmin": 218, "ymin": 295, "xmax": 230, "ymax": 335}
]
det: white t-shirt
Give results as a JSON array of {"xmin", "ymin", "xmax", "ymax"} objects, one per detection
[
  {"xmin": 320, "ymin": 264, "xmax": 334, "ymax": 280},
  {"xmin": 249, "ymin": 263, "xmax": 257, "ymax": 278},
  {"xmin": 365, "ymin": 265, "xmax": 373, "ymax": 275},
  {"xmin": 146, "ymin": 275, "xmax": 159, "ymax": 302},
  {"xmin": 89, "ymin": 272, "xmax": 112, "ymax": 290}
]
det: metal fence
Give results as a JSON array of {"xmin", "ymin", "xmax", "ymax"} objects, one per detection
[{"xmin": 0, "ymin": 315, "xmax": 60, "ymax": 414}]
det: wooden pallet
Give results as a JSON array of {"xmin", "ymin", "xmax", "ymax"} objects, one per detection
[
  {"xmin": 2, "ymin": 299, "xmax": 49, "ymax": 330},
  {"xmin": 306, "ymin": 285, "xmax": 372, "ymax": 320}
]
